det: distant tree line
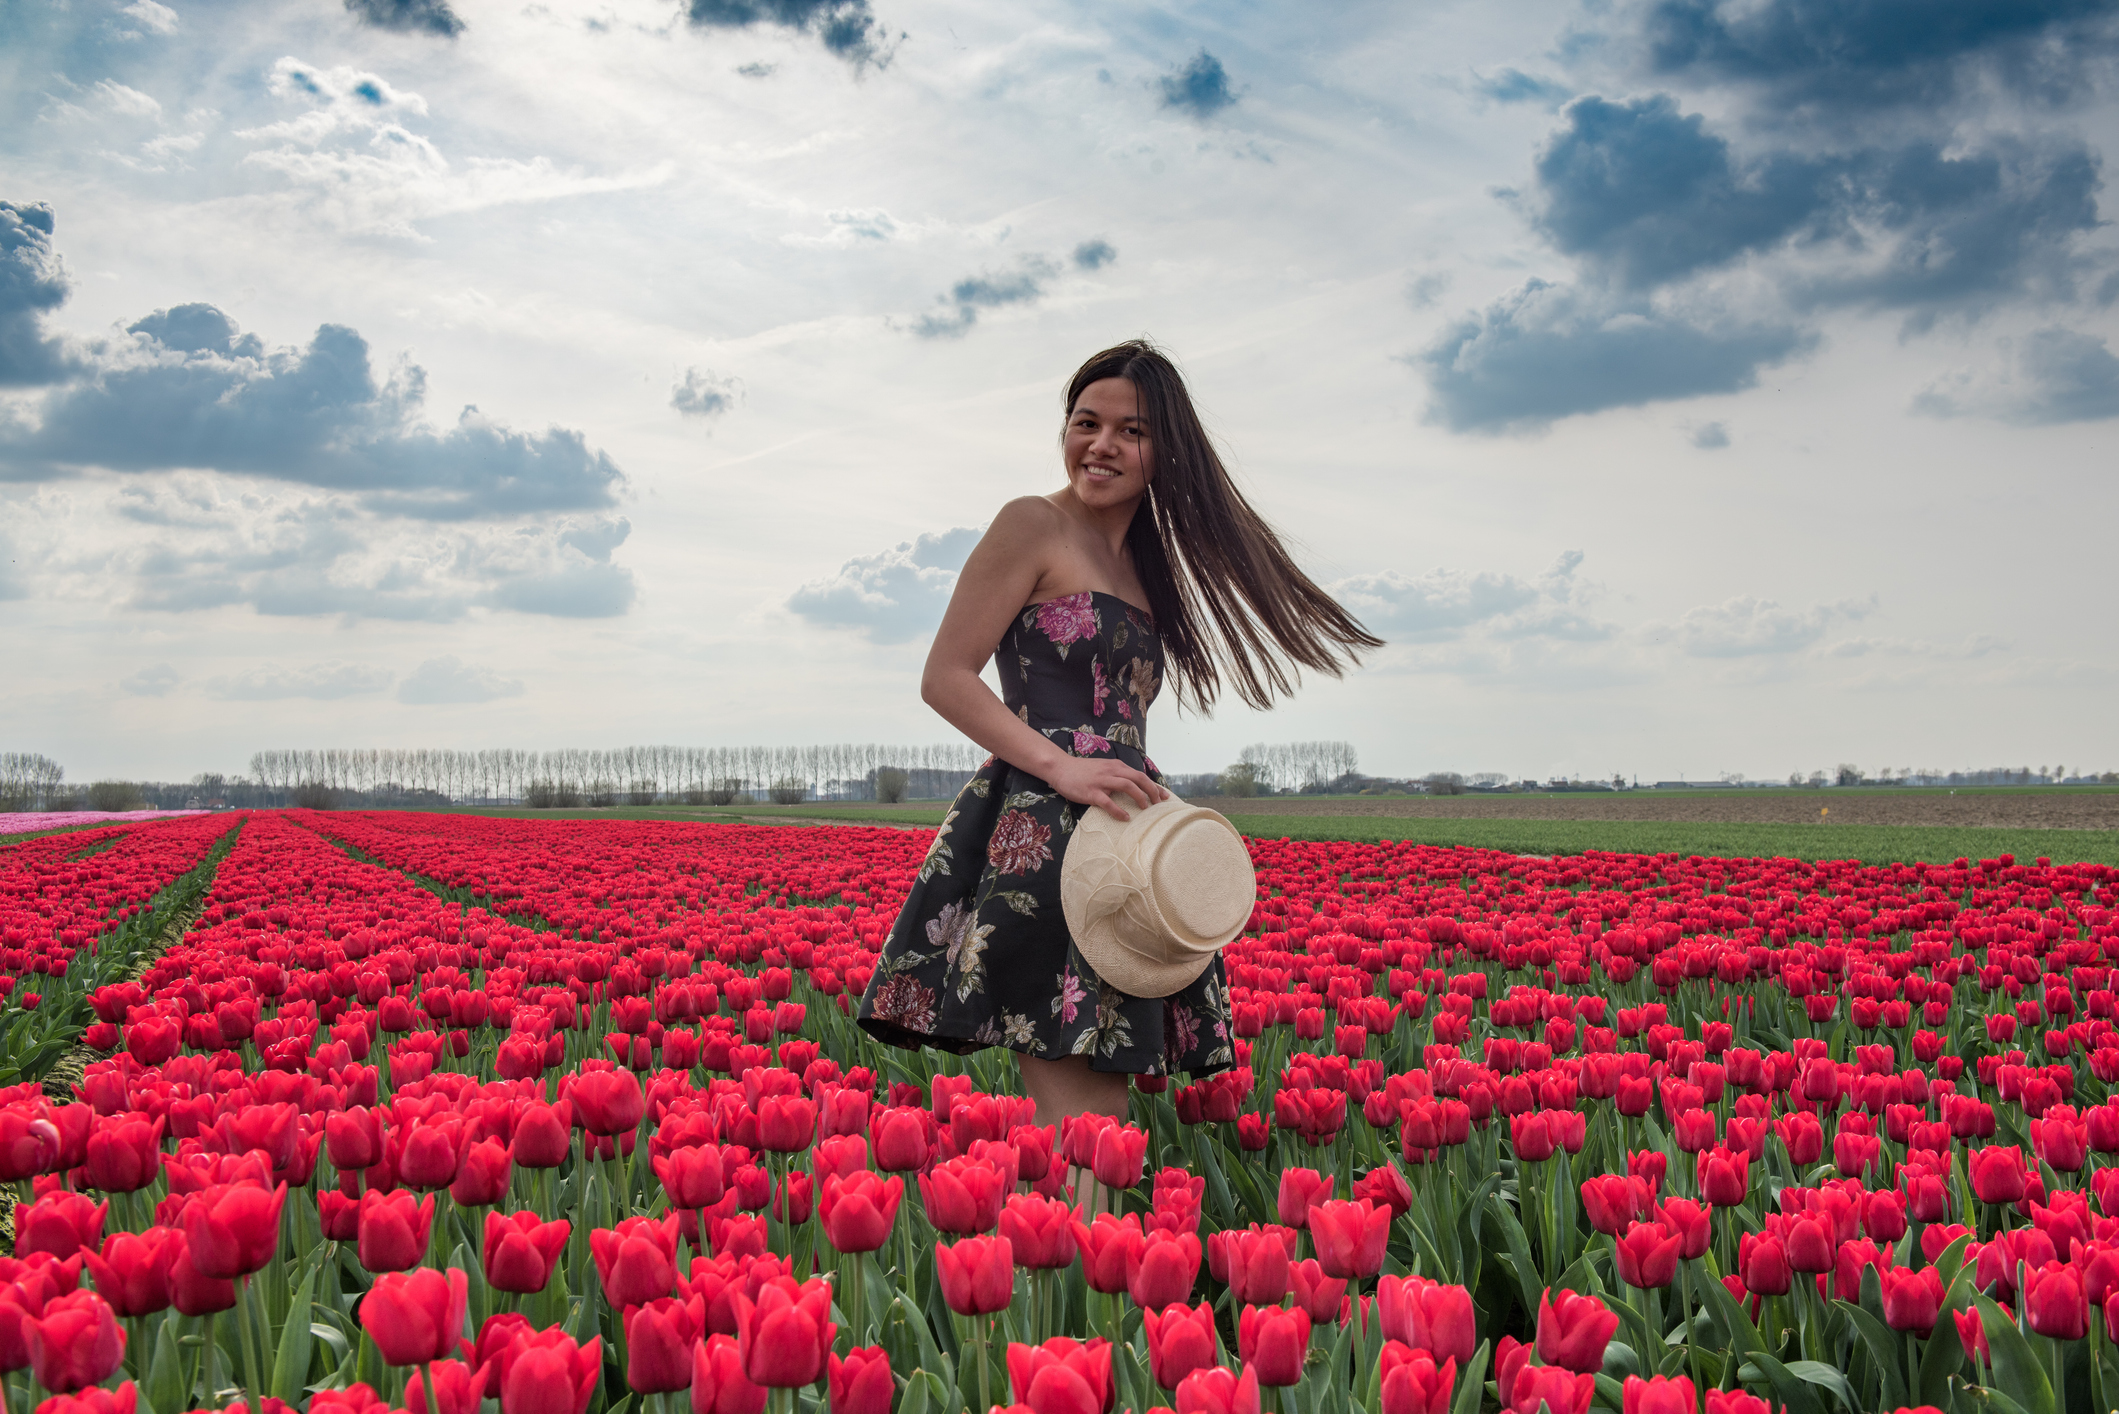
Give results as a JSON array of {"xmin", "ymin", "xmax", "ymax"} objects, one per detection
[{"xmin": 239, "ymin": 745, "xmax": 990, "ymax": 808}]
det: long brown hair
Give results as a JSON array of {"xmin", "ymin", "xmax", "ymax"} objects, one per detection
[{"xmin": 1064, "ymin": 339, "xmax": 1383, "ymax": 712}]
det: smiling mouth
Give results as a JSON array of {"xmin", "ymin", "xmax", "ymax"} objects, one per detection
[{"xmin": 1081, "ymin": 464, "xmax": 1122, "ymax": 479}]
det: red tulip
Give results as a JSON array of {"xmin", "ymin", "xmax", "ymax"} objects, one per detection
[
  {"xmin": 1880, "ymin": 1266, "xmax": 1945, "ymax": 1337},
  {"xmin": 1581, "ymin": 1175, "xmax": 1648, "ymax": 1236},
  {"xmin": 80, "ymin": 1229, "xmax": 176, "ymax": 1318},
  {"xmin": 83, "ymin": 1117, "xmax": 163, "ymax": 1194},
  {"xmin": 1379, "ymin": 1341, "xmax": 1454, "ymax": 1414},
  {"xmin": 655, "ymin": 1146, "xmax": 732, "ymax": 1211},
  {"xmin": 869, "ymin": 1107, "xmax": 934, "ymax": 1173},
  {"xmin": 1143, "ymin": 1301, "xmax": 1217, "ymax": 1390},
  {"xmin": 591, "ymin": 1216, "xmax": 680, "ymax": 1308},
  {"xmin": 998, "ymin": 1193, "xmax": 1078, "ymax": 1270},
  {"xmin": 1175, "ymin": 1364, "xmax": 1260, "ymax": 1414},
  {"xmin": 1510, "ymin": 1363, "xmax": 1594, "ymax": 1414},
  {"xmin": 828, "ymin": 1346, "xmax": 893, "ymax": 1414},
  {"xmin": 2025, "ymin": 1260, "xmax": 2089, "ymax": 1340},
  {"xmin": 361, "ymin": 1267, "xmax": 468, "ymax": 1366},
  {"xmin": 1510, "ymin": 1112, "xmax": 1555, "ymax": 1162},
  {"xmin": 482, "ymin": 1211, "xmax": 570, "ymax": 1294},
  {"xmin": 1697, "ymin": 1147, "xmax": 1749, "ymax": 1207},
  {"xmin": 1288, "ymin": 1257, "xmax": 1347, "ymax": 1325},
  {"xmin": 1238, "ymin": 1304, "xmax": 1310, "ymax": 1387},
  {"xmin": 1621, "ymin": 1373, "xmax": 1697, "ymax": 1414},
  {"xmin": 181, "ymin": 1182, "xmax": 286, "ymax": 1278},
  {"xmin": 818, "ymin": 1172, "xmax": 902, "ymax": 1255},
  {"xmin": 13, "ymin": 1193, "xmax": 106, "ymax": 1264},
  {"xmin": 1276, "ymin": 1169, "xmax": 1332, "ymax": 1229},
  {"xmin": 571, "ymin": 1069, "xmax": 646, "ymax": 1137},
  {"xmin": 398, "ymin": 1117, "xmax": 464, "ymax": 1190},
  {"xmin": 1656, "ymin": 1198, "xmax": 1711, "ymax": 1261},
  {"xmin": 499, "ymin": 1328, "xmax": 601, "ymax": 1414},
  {"xmin": 1220, "ymin": 1228, "xmax": 1292, "ymax": 1305},
  {"xmin": 626, "ymin": 1296, "xmax": 703, "ymax": 1394},
  {"xmin": 1969, "ymin": 1146, "xmax": 2029, "ymax": 1205},
  {"xmin": 1090, "ymin": 1123, "xmax": 1147, "ymax": 1191},
  {"xmin": 167, "ymin": 1234, "xmax": 236, "ymax": 1317},
  {"xmin": 28, "ymin": 1290, "xmax": 125, "ymax": 1393},
  {"xmin": 1071, "ymin": 1213, "xmax": 1142, "ymax": 1295},
  {"xmin": 357, "ymin": 1189, "xmax": 434, "ymax": 1274},
  {"xmin": 919, "ymin": 1157, "xmax": 1007, "ymax": 1235},
  {"xmin": 691, "ymin": 1331, "xmax": 766, "ymax": 1414},
  {"xmin": 1007, "ymin": 1337, "xmax": 1114, "ymax": 1414},
  {"xmin": 732, "ymin": 1276, "xmax": 836, "ymax": 1387},
  {"xmin": 406, "ymin": 1359, "xmax": 482, "ymax": 1414},
  {"xmin": 510, "ymin": 1102, "xmax": 573, "ymax": 1169},
  {"xmin": 327, "ymin": 1107, "xmax": 386, "ymax": 1173},
  {"xmin": 1614, "ymin": 1221, "xmax": 1681, "ymax": 1291},
  {"xmin": 1738, "ymin": 1232, "xmax": 1791, "ymax": 1296},
  {"xmin": 1703, "ymin": 1392, "xmax": 1772, "ymax": 1414},
  {"xmin": 936, "ymin": 1235, "xmax": 1014, "ymax": 1315},
  {"xmin": 452, "ymin": 1138, "xmax": 512, "ymax": 1207},
  {"xmin": 754, "ymin": 1096, "xmax": 816, "ymax": 1154},
  {"xmin": 1537, "ymin": 1287, "xmax": 1617, "ymax": 1373},
  {"xmin": 1309, "ymin": 1198, "xmax": 1389, "ymax": 1280},
  {"xmin": 1129, "ymin": 1229, "xmax": 1201, "ymax": 1311}
]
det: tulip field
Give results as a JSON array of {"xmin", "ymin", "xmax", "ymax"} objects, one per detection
[{"xmin": 2, "ymin": 810, "xmax": 2119, "ymax": 1414}]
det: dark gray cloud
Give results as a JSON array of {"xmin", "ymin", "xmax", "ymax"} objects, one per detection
[
  {"xmin": 910, "ymin": 256, "xmax": 1060, "ymax": 339},
  {"xmin": 1531, "ymin": 97, "xmax": 2100, "ymax": 313},
  {"xmin": 684, "ymin": 0, "xmax": 892, "ymax": 67},
  {"xmin": 1643, "ymin": 0, "xmax": 2119, "ymax": 111},
  {"xmin": 788, "ymin": 526, "xmax": 981, "ymax": 641},
  {"xmin": 1159, "ymin": 51, "xmax": 1234, "ymax": 119},
  {"xmin": 1915, "ymin": 327, "xmax": 2119, "ymax": 424},
  {"xmin": 1, "ymin": 307, "xmax": 625, "ymax": 520},
  {"xmin": 1, "ymin": 202, "xmax": 75, "ymax": 388},
  {"xmin": 1532, "ymin": 96, "xmax": 1834, "ymax": 290},
  {"xmin": 1473, "ymin": 69, "xmax": 1572, "ymax": 106},
  {"xmin": 397, "ymin": 656, "xmax": 524, "ymax": 705},
  {"xmin": 1415, "ymin": 280, "xmax": 1812, "ymax": 432},
  {"xmin": 671, "ymin": 367, "xmax": 740, "ymax": 419},
  {"xmin": 1071, "ymin": 239, "xmax": 1116, "ymax": 271},
  {"xmin": 343, "ymin": 0, "xmax": 465, "ymax": 38}
]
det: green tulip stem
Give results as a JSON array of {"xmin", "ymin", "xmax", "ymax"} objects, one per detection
[
  {"xmin": 972, "ymin": 1314, "xmax": 992, "ymax": 1414},
  {"xmin": 422, "ymin": 1362, "xmax": 437, "ymax": 1414},
  {"xmin": 236, "ymin": 1274, "xmax": 269, "ymax": 1414},
  {"xmin": 847, "ymin": 1250, "xmax": 864, "ymax": 1349}
]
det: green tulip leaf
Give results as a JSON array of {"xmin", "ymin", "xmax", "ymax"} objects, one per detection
[
  {"xmin": 1779, "ymin": 1358, "xmax": 1858, "ymax": 1410},
  {"xmin": 271, "ymin": 1268, "xmax": 318, "ymax": 1403},
  {"xmin": 1451, "ymin": 1339, "xmax": 1490, "ymax": 1414},
  {"xmin": 143, "ymin": 1316, "xmax": 187, "ymax": 1414},
  {"xmin": 1917, "ymin": 1253, "xmax": 1979, "ymax": 1407},
  {"xmin": 1973, "ymin": 1291, "xmax": 2056, "ymax": 1414},
  {"xmin": 1831, "ymin": 1296, "xmax": 1909, "ymax": 1412}
]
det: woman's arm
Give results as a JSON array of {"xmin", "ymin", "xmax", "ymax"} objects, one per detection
[{"xmin": 922, "ymin": 499, "xmax": 1168, "ymax": 820}]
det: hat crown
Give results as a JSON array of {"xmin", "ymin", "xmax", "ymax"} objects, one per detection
[{"xmin": 1059, "ymin": 794, "xmax": 1254, "ymax": 999}]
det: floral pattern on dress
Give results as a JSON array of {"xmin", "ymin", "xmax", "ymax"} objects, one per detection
[
  {"xmin": 987, "ymin": 810, "xmax": 1053, "ymax": 875},
  {"xmin": 855, "ymin": 590, "xmax": 1234, "ymax": 1077}
]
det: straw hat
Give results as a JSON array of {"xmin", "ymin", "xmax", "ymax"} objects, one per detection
[{"xmin": 1060, "ymin": 795, "xmax": 1255, "ymax": 999}]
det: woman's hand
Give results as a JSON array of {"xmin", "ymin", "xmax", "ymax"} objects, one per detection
[{"xmin": 1044, "ymin": 755, "xmax": 1169, "ymax": 821}]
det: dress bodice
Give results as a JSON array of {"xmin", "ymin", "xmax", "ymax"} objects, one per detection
[{"xmin": 993, "ymin": 591, "xmax": 1162, "ymax": 764}]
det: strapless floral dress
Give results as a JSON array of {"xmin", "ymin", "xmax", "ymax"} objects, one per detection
[{"xmin": 856, "ymin": 591, "xmax": 1235, "ymax": 1077}]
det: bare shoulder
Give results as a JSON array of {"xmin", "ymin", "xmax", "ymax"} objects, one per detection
[{"xmin": 985, "ymin": 495, "xmax": 1065, "ymax": 538}]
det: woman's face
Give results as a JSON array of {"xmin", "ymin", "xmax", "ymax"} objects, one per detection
[{"xmin": 1063, "ymin": 377, "xmax": 1152, "ymax": 511}]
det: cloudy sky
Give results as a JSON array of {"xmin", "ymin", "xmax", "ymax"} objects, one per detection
[{"xmin": 3, "ymin": 0, "xmax": 2115, "ymax": 786}]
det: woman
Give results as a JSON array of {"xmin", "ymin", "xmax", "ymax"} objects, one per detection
[{"xmin": 857, "ymin": 340, "xmax": 1380, "ymax": 1128}]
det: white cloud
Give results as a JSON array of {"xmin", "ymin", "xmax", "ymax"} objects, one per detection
[
  {"xmin": 119, "ymin": 663, "xmax": 180, "ymax": 696},
  {"xmin": 397, "ymin": 656, "xmax": 525, "ymax": 704},
  {"xmin": 787, "ymin": 527, "xmax": 984, "ymax": 643},
  {"xmin": 206, "ymin": 662, "xmax": 392, "ymax": 700},
  {"xmin": 1667, "ymin": 595, "xmax": 1875, "ymax": 658},
  {"xmin": 1332, "ymin": 552, "xmax": 1609, "ymax": 643},
  {"xmin": 93, "ymin": 81, "xmax": 163, "ymax": 120},
  {"xmin": 119, "ymin": 0, "xmax": 179, "ymax": 35}
]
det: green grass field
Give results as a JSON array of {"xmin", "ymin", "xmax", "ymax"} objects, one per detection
[
  {"xmin": 410, "ymin": 800, "xmax": 2119, "ymax": 867},
  {"xmin": 10, "ymin": 799, "xmax": 2116, "ymax": 867}
]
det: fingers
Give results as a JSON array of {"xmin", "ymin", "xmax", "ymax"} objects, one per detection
[{"xmin": 1093, "ymin": 790, "xmax": 1132, "ymax": 823}]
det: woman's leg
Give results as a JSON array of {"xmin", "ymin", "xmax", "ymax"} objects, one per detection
[
  {"xmin": 1018, "ymin": 1055, "xmax": 1131, "ymax": 1215},
  {"xmin": 1018, "ymin": 1054, "xmax": 1130, "ymax": 1128}
]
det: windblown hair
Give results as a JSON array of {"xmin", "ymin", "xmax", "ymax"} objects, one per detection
[{"xmin": 1064, "ymin": 339, "xmax": 1383, "ymax": 713}]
